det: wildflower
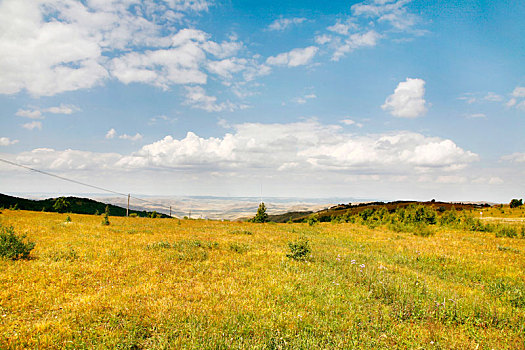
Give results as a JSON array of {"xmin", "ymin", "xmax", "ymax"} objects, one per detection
[
  {"xmin": 351, "ymin": 259, "xmax": 356, "ymax": 264},
  {"xmin": 360, "ymin": 264, "xmax": 365, "ymax": 268}
]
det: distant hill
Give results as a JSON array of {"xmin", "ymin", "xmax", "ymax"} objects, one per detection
[
  {"xmin": 0, "ymin": 193, "xmax": 170, "ymax": 218},
  {"xmin": 268, "ymin": 200, "xmax": 492, "ymax": 223}
]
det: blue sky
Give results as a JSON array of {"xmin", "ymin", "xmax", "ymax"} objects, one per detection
[{"xmin": 0, "ymin": 0, "xmax": 524, "ymax": 202}]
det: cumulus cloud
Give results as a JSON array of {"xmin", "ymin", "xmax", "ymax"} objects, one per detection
[
  {"xmin": 506, "ymin": 86, "xmax": 525, "ymax": 111},
  {"xmin": 501, "ymin": 152, "xmax": 525, "ymax": 163},
  {"xmin": 106, "ymin": 128, "xmax": 142, "ymax": 141},
  {"xmin": 15, "ymin": 148, "xmax": 121, "ymax": 171},
  {"xmin": 119, "ymin": 133, "xmax": 143, "ymax": 141},
  {"xmin": 331, "ymin": 30, "xmax": 381, "ymax": 61},
  {"xmin": 466, "ymin": 113, "xmax": 486, "ymax": 119},
  {"xmin": 266, "ymin": 46, "xmax": 318, "ymax": 67},
  {"xmin": 16, "ymin": 105, "xmax": 79, "ymax": 120},
  {"xmin": 317, "ymin": 0, "xmax": 422, "ymax": 61},
  {"xmin": 113, "ymin": 121, "xmax": 478, "ymax": 173},
  {"xmin": 22, "ymin": 121, "xmax": 42, "ymax": 130},
  {"xmin": 0, "ymin": 137, "xmax": 19, "ymax": 146},
  {"xmin": 9, "ymin": 121, "xmax": 478, "ymax": 176},
  {"xmin": 105, "ymin": 128, "xmax": 117, "ymax": 139},
  {"xmin": 382, "ymin": 78, "xmax": 427, "ymax": 118},
  {"xmin": 0, "ymin": 0, "xmax": 216, "ymax": 96},
  {"xmin": 45, "ymin": 104, "xmax": 77, "ymax": 114},
  {"xmin": 340, "ymin": 119, "xmax": 363, "ymax": 127},
  {"xmin": 267, "ymin": 17, "xmax": 306, "ymax": 31},
  {"xmin": 16, "ymin": 109, "xmax": 43, "ymax": 119},
  {"xmin": 512, "ymin": 86, "xmax": 525, "ymax": 98},
  {"xmin": 292, "ymin": 93, "xmax": 316, "ymax": 104},
  {"xmin": 184, "ymin": 86, "xmax": 238, "ymax": 112}
]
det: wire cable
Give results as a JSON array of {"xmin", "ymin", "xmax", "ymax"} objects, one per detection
[{"xmin": 0, "ymin": 157, "xmax": 173, "ymax": 214}]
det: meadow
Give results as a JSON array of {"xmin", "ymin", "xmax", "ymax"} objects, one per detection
[{"xmin": 0, "ymin": 209, "xmax": 524, "ymax": 349}]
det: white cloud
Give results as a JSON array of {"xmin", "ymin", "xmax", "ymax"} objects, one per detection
[
  {"xmin": 184, "ymin": 86, "xmax": 235, "ymax": 112},
  {"xmin": 0, "ymin": 0, "xmax": 213, "ymax": 96},
  {"xmin": 382, "ymin": 78, "xmax": 427, "ymax": 118},
  {"xmin": 501, "ymin": 152, "xmax": 525, "ymax": 163},
  {"xmin": 207, "ymin": 58, "xmax": 247, "ymax": 79},
  {"xmin": 292, "ymin": 93, "xmax": 316, "ymax": 104},
  {"xmin": 466, "ymin": 113, "xmax": 486, "ymax": 119},
  {"xmin": 315, "ymin": 35, "xmax": 332, "ymax": 45},
  {"xmin": 331, "ymin": 30, "xmax": 381, "ymax": 61},
  {"xmin": 106, "ymin": 128, "xmax": 117, "ymax": 139},
  {"xmin": 327, "ymin": 21, "xmax": 356, "ymax": 35},
  {"xmin": 15, "ymin": 148, "xmax": 121, "ymax": 171},
  {"xmin": 506, "ymin": 98, "xmax": 517, "ymax": 107},
  {"xmin": 0, "ymin": 137, "xmax": 19, "ymax": 146},
  {"xmin": 119, "ymin": 133, "xmax": 143, "ymax": 141},
  {"xmin": 22, "ymin": 121, "xmax": 42, "ymax": 130},
  {"xmin": 45, "ymin": 104, "xmax": 77, "ymax": 114},
  {"xmin": 472, "ymin": 176, "xmax": 504, "ymax": 185},
  {"xmin": 16, "ymin": 109, "xmax": 43, "ymax": 119},
  {"xmin": 340, "ymin": 119, "xmax": 363, "ymax": 127},
  {"xmin": 115, "ymin": 120, "xmax": 478, "ymax": 173},
  {"xmin": 436, "ymin": 175, "xmax": 467, "ymax": 184},
  {"xmin": 267, "ymin": 17, "xmax": 306, "ymax": 31},
  {"xmin": 266, "ymin": 46, "xmax": 318, "ymax": 67},
  {"xmin": 483, "ymin": 92, "xmax": 503, "ymax": 102},
  {"xmin": 506, "ymin": 86, "xmax": 525, "ymax": 110},
  {"xmin": 512, "ymin": 86, "xmax": 525, "ymax": 98},
  {"xmin": 351, "ymin": 0, "xmax": 419, "ymax": 31},
  {"xmin": 319, "ymin": 0, "xmax": 422, "ymax": 61}
]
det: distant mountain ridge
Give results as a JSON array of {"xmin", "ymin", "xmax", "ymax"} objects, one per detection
[{"xmin": 0, "ymin": 193, "xmax": 170, "ymax": 218}]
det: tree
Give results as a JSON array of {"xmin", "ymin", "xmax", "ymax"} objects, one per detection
[
  {"xmin": 510, "ymin": 199, "xmax": 523, "ymax": 208},
  {"xmin": 251, "ymin": 202, "xmax": 268, "ymax": 223},
  {"xmin": 53, "ymin": 197, "xmax": 70, "ymax": 213},
  {"xmin": 101, "ymin": 205, "xmax": 110, "ymax": 226}
]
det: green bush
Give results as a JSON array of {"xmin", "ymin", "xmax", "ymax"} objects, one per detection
[
  {"xmin": 306, "ymin": 216, "xmax": 319, "ymax": 226},
  {"xmin": 495, "ymin": 225, "xmax": 518, "ymax": 238},
  {"xmin": 250, "ymin": 202, "xmax": 269, "ymax": 223},
  {"xmin": 0, "ymin": 225, "xmax": 35, "ymax": 260},
  {"xmin": 230, "ymin": 230, "xmax": 253, "ymax": 235},
  {"xmin": 229, "ymin": 242, "xmax": 250, "ymax": 253},
  {"xmin": 101, "ymin": 205, "xmax": 110, "ymax": 226},
  {"xmin": 286, "ymin": 237, "xmax": 311, "ymax": 261}
]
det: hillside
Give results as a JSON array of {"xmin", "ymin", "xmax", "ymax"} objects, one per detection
[
  {"xmin": 268, "ymin": 200, "xmax": 492, "ymax": 223},
  {"xmin": 0, "ymin": 193, "xmax": 170, "ymax": 218}
]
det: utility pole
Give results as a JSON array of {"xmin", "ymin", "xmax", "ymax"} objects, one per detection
[
  {"xmin": 127, "ymin": 193, "xmax": 130, "ymax": 217},
  {"xmin": 169, "ymin": 206, "xmax": 172, "ymax": 218}
]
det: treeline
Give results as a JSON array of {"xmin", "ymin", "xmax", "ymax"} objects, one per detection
[
  {"xmin": 310, "ymin": 204, "xmax": 525, "ymax": 238},
  {"xmin": 0, "ymin": 193, "xmax": 170, "ymax": 218}
]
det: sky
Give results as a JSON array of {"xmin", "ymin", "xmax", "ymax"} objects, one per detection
[{"xmin": 0, "ymin": 0, "xmax": 524, "ymax": 202}]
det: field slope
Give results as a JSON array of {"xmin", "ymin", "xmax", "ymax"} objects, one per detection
[{"xmin": 0, "ymin": 210, "xmax": 524, "ymax": 349}]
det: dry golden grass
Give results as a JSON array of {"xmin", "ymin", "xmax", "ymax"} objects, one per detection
[{"xmin": 0, "ymin": 209, "xmax": 524, "ymax": 349}]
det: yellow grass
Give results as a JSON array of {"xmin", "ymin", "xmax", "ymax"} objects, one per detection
[{"xmin": 1, "ymin": 209, "xmax": 524, "ymax": 349}]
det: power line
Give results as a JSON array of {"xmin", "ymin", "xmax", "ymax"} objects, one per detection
[{"xmin": 0, "ymin": 157, "xmax": 174, "ymax": 215}]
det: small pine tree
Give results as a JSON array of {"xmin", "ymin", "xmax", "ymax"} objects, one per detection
[
  {"xmin": 53, "ymin": 197, "xmax": 70, "ymax": 213},
  {"xmin": 101, "ymin": 205, "xmax": 110, "ymax": 226},
  {"xmin": 251, "ymin": 202, "xmax": 269, "ymax": 223}
]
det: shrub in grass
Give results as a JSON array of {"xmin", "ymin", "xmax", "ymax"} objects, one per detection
[
  {"xmin": 65, "ymin": 216, "xmax": 71, "ymax": 223},
  {"xmin": 0, "ymin": 225, "xmax": 35, "ymax": 260},
  {"xmin": 306, "ymin": 216, "xmax": 319, "ymax": 226},
  {"xmin": 229, "ymin": 242, "xmax": 250, "ymax": 253},
  {"xmin": 230, "ymin": 229, "xmax": 253, "ymax": 235},
  {"xmin": 495, "ymin": 225, "xmax": 518, "ymax": 238},
  {"xmin": 101, "ymin": 205, "xmax": 110, "ymax": 226},
  {"xmin": 286, "ymin": 237, "xmax": 311, "ymax": 261}
]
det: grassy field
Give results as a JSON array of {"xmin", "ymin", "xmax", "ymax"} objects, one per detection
[{"xmin": 1, "ymin": 209, "xmax": 524, "ymax": 349}]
